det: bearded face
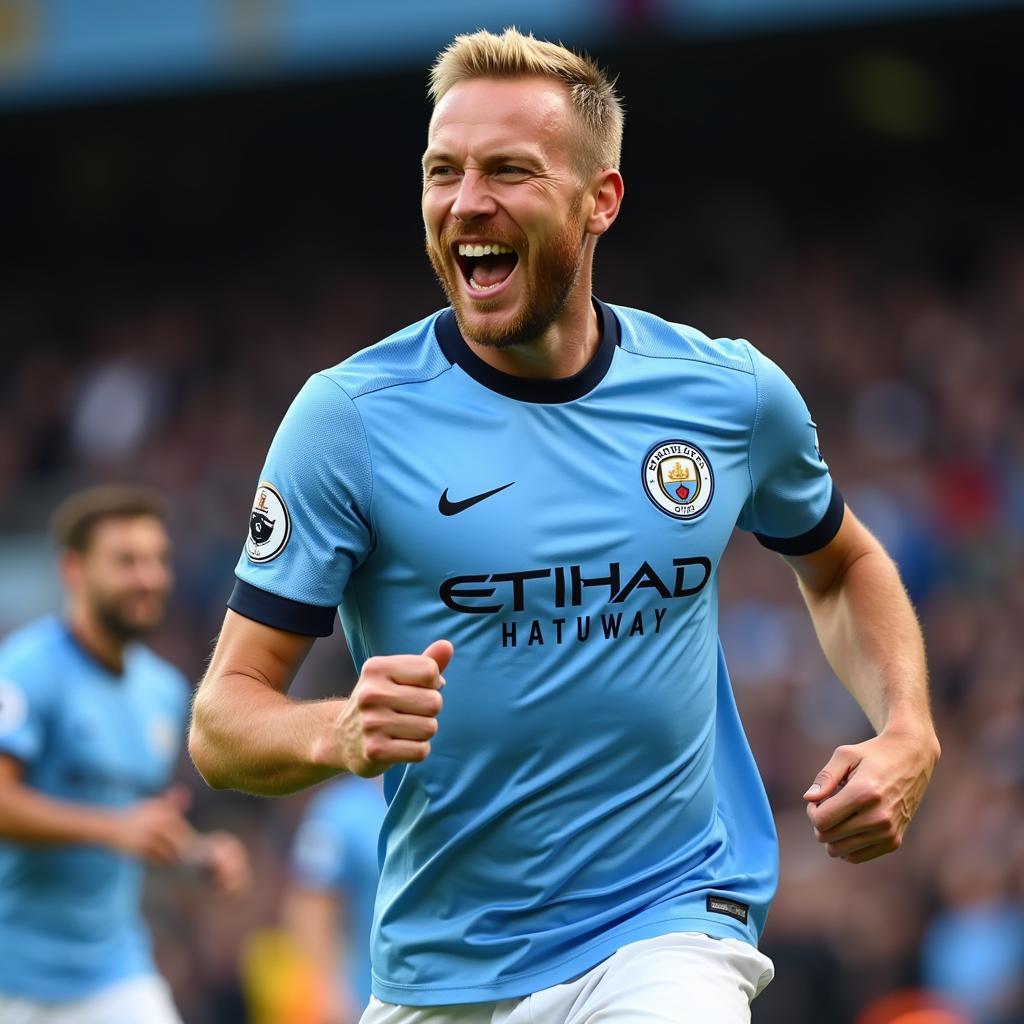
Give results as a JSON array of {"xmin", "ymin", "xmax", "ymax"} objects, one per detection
[
  {"xmin": 426, "ymin": 191, "xmax": 586, "ymax": 350},
  {"xmin": 74, "ymin": 516, "xmax": 173, "ymax": 642},
  {"xmin": 422, "ymin": 77, "xmax": 602, "ymax": 353},
  {"xmin": 90, "ymin": 580, "xmax": 167, "ymax": 642}
]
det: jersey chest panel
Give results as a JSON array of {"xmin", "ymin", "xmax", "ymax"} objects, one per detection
[
  {"xmin": 36, "ymin": 668, "xmax": 177, "ymax": 804},
  {"xmin": 349, "ymin": 360, "xmax": 753, "ymax": 660}
]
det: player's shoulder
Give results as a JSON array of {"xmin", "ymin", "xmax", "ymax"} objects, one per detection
[
  {"xmin": 0, "ymin": 615, "xmax": 68, "ymax": 675},
  {"xmin": 611, "ymin": 303, "xmax": 757, "ymax": 376},
  {"xmin": 317, "ymin": 310, "xmax": 452, "ymax": 403}
]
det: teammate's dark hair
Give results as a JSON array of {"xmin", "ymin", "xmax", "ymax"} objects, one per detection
[{"xmin": 51, "ymin": 485, "xmax": 167, "ymax": 553}]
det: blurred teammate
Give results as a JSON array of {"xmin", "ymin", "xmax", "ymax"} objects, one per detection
[
  {"xmin": 0, "ymin": 486, "xmax": 250, "ymax": 1024},
  {"xmin": 282, "ymin": 777, "xmax": 386, "ymax": 1023},
  {"xmin": 190, "ymin": 28, "xmax": 940, "ymax": 1023}
]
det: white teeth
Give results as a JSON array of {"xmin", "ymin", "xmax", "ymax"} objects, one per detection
[{"xmin": 457, "ymin": 243, "xmax": 515, "ymax": 257}]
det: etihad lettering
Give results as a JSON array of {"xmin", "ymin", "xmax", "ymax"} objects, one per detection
[{"xmin": 440, "ymin": 557, "xmax": 711, "ymax": 615}]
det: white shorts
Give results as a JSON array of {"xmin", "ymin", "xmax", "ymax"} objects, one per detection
[
  {"xmin": 361, "ymin": 931, "xmax": 775, "ymax": 1024},
  {"xmin": 0, "ymin": 974, "xmax": 183, "ymax": 1024}
]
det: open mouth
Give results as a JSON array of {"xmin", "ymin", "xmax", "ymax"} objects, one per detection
[{"xmin": 453, "ymin": 242, "xmax": 520, "ymax": 295}]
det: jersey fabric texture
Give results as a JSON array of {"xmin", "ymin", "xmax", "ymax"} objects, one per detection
[
  {"xmin": 230, "ymin": 300, "xmax": 843, "ymax": 1006},
  {"xmin": 290, "ymin": 778, "xmax": 387, "ymax": 1011},
  {"xmin": 0, "ymin": 616, "xmax": 188, "ymax": 1000}
]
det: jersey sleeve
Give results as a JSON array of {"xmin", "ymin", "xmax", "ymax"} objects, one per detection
[
  {"xmin": 737, "ymin": 344, "xmax": 844, "ymax": 554},
  {"xmin": 0, "ymin": 649, "xmax": 55, "ymax": 766},
  {"xmin": 229, "ymin": 373, "xmax": 374, "ymax": 636},
  {"xmin": 289, "ymin": 794, "xmax": 353, "ymax": 892}
]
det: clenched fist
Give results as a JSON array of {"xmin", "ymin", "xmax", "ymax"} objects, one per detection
[
  {"xmin": 335, "ymin": 640, "xmax": 452, "ymax": 777},
  {"xmin": 804, "ymin": 726, "xmax": 940, "ymax": 864}
]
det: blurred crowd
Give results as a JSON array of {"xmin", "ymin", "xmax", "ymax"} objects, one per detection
[{"xmin": 2, "ymin": 186, "xmax": 1022, "ymax": 1021}]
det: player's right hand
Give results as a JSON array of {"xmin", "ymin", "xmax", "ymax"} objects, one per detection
[
  {"xmin": 335, "ymin": 640, "xmax": 451, "ymax": 777},
  {"xmin": 109, "ymin": 785, "xmax": 196, "ymax": 866}
]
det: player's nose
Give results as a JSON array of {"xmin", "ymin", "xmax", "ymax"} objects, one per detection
[
  {"xmin": 451, "ymin": 170, "xmax": 497, "ymax": 223},
  {"xmin": 136, "ymin": 557, "xmax": 172, "ymax": 592}
]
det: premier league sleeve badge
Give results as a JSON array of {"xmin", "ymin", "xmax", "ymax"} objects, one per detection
[{"xmin": 245, "ymin": 482, "xmax": 291, "ymax": 563}]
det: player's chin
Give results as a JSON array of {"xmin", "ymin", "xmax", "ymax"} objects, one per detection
[
  {"xmin": 455, "ymin": 281, "xmax": 525, "ymax": 337},
  {"xmin": 455, "ymin": 304, "xmax": 524, "ymax": 349}
]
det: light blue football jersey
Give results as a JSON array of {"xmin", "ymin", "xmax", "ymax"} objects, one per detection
[
  {"xmin": 289, "ymin": 778, "xmax": 386, "ymax": 1011},
  {"xmin": 231, "ymin": 300, "xmax": 842, "ymax": 1005},
  {"xmin": 0, "ymin": 616, "xmax": 188, "ymax": 1000}
]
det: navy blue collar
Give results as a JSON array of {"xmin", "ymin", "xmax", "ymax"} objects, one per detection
[{"xmin": 434, "ymin": 298, "xmax": 621, "ymax": 404}]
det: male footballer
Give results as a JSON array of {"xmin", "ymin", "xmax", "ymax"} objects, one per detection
[
  {"xmin": 190, "ymin": 28, "xmax": 939, "ymax": 1023},
  {"xmin": 0, "ymin": 486, "xmax": 250, "ymax": 1023}
]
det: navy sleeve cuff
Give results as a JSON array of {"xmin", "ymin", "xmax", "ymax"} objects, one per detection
[
  {"xmin": 227, "ymin": 579, "xmax": 336, "ymax": 637},
  {"xmin": 754, "ymin": 483, "xmax": 845, "ymax": 556}
]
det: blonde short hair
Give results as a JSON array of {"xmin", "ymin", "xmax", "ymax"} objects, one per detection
[{"xmin": 429, "ymin": 27, "xmax": 624, "ymax": 175}]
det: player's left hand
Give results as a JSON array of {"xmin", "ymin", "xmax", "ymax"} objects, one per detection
[
  {"xmin": 803, "ymin": 727, "xmax": 940, "ymax": 864},
  {"xmin": 188, "ymin": 830, "xmax": 252, "ymax": 898}
]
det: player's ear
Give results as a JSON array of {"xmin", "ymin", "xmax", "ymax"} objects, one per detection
[
  {"xmin": 584, "ymin": 168, "xmax": 624, "ymax": 238},
  {"xmin": 60, "ymin": 549, "xmax": 85, "ymax": 590}
]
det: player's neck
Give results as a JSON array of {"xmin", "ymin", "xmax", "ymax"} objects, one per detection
[
  {"xmin": 64, "ymin": 602, "xmax": 126, "ymax": 675},
  {"xmin": 464, "ymin": 280, "xmax": 601, "ymax": 381}
]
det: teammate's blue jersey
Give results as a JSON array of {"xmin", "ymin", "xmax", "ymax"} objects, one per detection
[
  {"xmin": 289, "ymin": 778, "xmax": 386, "ymax": 1011},
  {"xmin": 231, "ymin": 300, "xmax": 842, "ymax": 1006},
  {"xmin": 0, "ymin": 616, "xmax": 188, "ymax": 1000}
]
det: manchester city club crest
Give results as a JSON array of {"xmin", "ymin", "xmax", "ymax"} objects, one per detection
[
  {"xmin": 148, "ymin": 714, "xmax": 178, "ymax": 758},
  {"xmin": 642, "ymin": 440, "xmax": 714, "ymax": 520},
  {"xmin": 246, "ymin": 482, "xmax": 291, "ymax": 562}
]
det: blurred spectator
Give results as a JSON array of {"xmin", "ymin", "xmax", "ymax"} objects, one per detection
[{"xmin": 281, "ymin": 778, "xmax": 387, "ymax": 1024}]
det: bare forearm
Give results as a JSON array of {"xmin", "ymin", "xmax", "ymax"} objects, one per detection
[
  {"xmin": 192, "ymin": 611, "xmax": 448, "ymax": 794},
  {"xmin": 190, "ymin": 671, "xmax": 345, "ymax": 796},
  {"xmin": 799, "ymin": 548, "xmax": 931, "ymax": 737},
  {"xmin": 0, "ymin": 784, "xmax": 119, "ymax": 848},
  {"xmin": 792, "ymin": 511, "xmax": 938, "ymax": 862}
]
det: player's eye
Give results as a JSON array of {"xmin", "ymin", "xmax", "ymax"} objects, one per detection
[
  {"xmin": 426, "ymin": 165, "xmax": 457, "ymax": 179},
  {"xmin": 496, "ymin": 165, "xmax": 529, "ymax": 178}
]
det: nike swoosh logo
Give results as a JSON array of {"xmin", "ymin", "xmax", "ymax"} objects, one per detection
[{"xmin": 439, "ymin": 482, "xmax": 515, "ymax": 516}]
